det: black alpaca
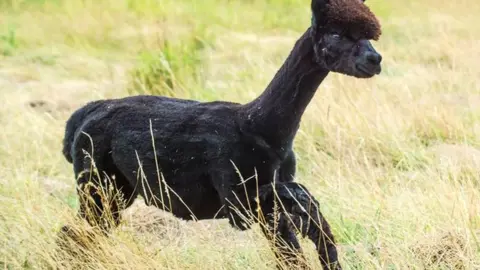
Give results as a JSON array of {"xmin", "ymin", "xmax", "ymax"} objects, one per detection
[{"xmin": 61, "ymin": 0, "xmax": 382, "ymax": 269}]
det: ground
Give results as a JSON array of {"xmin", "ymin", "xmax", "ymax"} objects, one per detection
[{"xmin": 1, "ymin": 0, "xmax": 480, "ymax": 269}]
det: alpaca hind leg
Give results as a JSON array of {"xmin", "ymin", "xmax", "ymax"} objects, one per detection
[
  {"xmin": 257, "ymin": 182, "xmax": 341, "ymax": 270},
  {"xmin": 67, "ymin": 132, "xmax": 120, "ymax": 233},
  {"xmin": 58, "ymin": 147, "xmax": 112, "ymax": 251},
  {"xmin": 74, "ymin": 158, "xmax": 139, "ymax": 231},
  {"xmin": 73, "ymin": 155, "xmax": 119, "ymax": 232},
  {"xmin": 104, "ymin": 161, "xmax": 138, "ymax": 227},
  {"xmin": 59, "ymin": 158, "xmax": 137, "ymax": 252}
]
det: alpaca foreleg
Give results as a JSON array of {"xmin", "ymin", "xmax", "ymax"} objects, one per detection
[
  {"xmin": 300, "ymin": 193, "xmax": 341, "ymax": 270},
  {"xmin": 260, "ymin": 211, "xmax": 307, "ymax": 269},
  {"xmin": 257, "ymin": 182, "xmax": 341, "ymax": 270},
  {"xmin": 213, "ymin": 169, "xmax": 254, "ymax": 231}
]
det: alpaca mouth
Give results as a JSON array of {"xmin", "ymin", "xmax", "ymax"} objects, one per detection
[{"xmin": 356, "ymin": 64, "xmax": 381, "ymax": 76}]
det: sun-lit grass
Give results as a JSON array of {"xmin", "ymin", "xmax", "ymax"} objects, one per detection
[{"xmin": 1, "ymin": 0, "xmax": 480, "ymax": 269}]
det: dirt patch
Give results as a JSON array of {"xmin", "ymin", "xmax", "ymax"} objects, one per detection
[
  {"xmin": 411, "ymin": 230, "xmax": 469, "ymax": 269},
  {"xmin": 26, "ymin": 98, "xmax": 83, "ymax": 116},
  {"xmin": 122, "ymin": 200, "xmax": 183, "ymax": 236}
]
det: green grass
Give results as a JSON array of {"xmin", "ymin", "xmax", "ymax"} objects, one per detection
[
  {"xmin": 1, "ymin": 0, "xmax": 480, "ymax": 269},
  {"xmin": 127, "ymin": 27, "xmax": 212, "ymax": 97}
]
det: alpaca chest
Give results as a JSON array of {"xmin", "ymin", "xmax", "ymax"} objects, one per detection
[{"xmin": 231, "ymin": 144, "xmax": 287, "ymax": 185}]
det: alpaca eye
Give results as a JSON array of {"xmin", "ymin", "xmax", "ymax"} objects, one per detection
[{"xmin": 331, "ymin": 34, "xmax": 341, "ymax": 39}]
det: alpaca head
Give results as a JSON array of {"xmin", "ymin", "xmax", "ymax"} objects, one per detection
[{"xmin": 311, "ymin": 0, "xmax": 382, "ymax": 78}]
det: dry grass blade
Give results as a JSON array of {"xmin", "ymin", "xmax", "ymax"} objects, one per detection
[{"xmin": 1, "ymin": 0, "xmax": 480, "ymax": 269}]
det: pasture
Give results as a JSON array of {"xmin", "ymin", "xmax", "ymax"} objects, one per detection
[{"xmin": 1, "ymin": 0, "xmax": 480, "ymax": 269}]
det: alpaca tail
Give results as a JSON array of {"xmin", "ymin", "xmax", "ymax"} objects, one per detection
[{"xmin": 62, "ymin": 101, "xmax": 101, "ymax": 163}]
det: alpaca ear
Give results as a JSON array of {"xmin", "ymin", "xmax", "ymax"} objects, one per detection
[
  {"xmin": 311, "ymin": 0, "xmax": 328, "ymax": 14},
  {"xmin": 311, "ymin": 0, "xmax": 329, "ymax": 27}
]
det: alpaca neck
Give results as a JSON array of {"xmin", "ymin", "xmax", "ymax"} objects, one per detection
[{"xmin": 241, "ymin": 27, "xmax": 329, "ymax": 148}]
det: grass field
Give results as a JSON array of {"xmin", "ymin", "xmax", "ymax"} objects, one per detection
[{"xmin": 1, "ymin": 0, "xmax": 480, "ymax": 269}]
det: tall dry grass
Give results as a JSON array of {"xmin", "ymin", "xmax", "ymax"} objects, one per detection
[{"xmin": 1, "ymin": 0, "xmax": 480, "ymax": 269}]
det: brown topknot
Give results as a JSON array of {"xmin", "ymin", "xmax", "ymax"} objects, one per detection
[{"xmin": 326, "ymin": 0, "xmax": 382, "ymax": 40}]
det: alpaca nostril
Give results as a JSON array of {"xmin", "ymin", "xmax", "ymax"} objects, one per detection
[{"xmin": 366, "ymin": 52, "xmax": 382, "ymax": 65}]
